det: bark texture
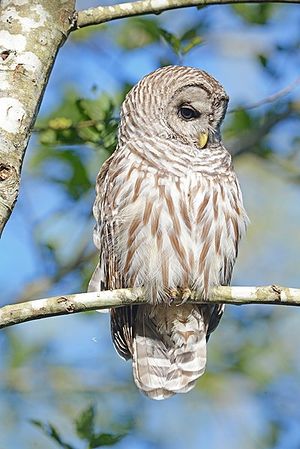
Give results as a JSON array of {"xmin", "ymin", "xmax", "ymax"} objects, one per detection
[
  {"xmin": 1, "ymin": 285, "xmax": 299, "ymax": 329},
  {"xmin": 0, "ymin": 0, "xmax": 75, "ymax": 235},
  {"xmin": 75, "ymin": 0, "xmax": 299, "ymax": 29}
]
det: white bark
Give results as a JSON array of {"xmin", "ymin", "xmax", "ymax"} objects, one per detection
[
  {"xmin": 75, "ymin": 0, "xmax": 300, "ymax": 29},
  {"xmin": 1, "ymin": 285, "xmax": 299, "ymax": 329},
  {"xmin": 0, "ymin": 0, "xmax": 75, "ymax": 234}
]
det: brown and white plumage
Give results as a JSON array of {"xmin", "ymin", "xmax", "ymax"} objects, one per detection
[{"xmin": 89, "ymin": 66, "xmax": 248, "ymax": 400}]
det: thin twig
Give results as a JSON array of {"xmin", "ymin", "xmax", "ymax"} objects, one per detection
[
  {"xmin": 229, "ymin": 105, "xmax": 296, "ymax": 156},
  {"xmin": 74, "ymin": 0, "xmax": 300, "ymax": 30},
  {"xmin": 33, "ymin": 118, "xmax": 118, "ymax": 133},
  {"xmin": 229, "ymin": 76, "xmax": 300, "ymax": 113},
  {"xmin": 1, "ymin": 284, "xmax": 300, "ymax": 330}
]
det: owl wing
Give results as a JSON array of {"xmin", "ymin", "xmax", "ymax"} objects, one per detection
[
  {"xmin": 88, "ymin": 155, "xmax": 137, "ymax": 360},
  {"xmin": 206, "ymin": 215, "xmax": 238, "ymax": 338},
  {"xmin": 88, "ymin": 156, "xmax": 117, "ymax": 293},
  {"xmin": 206, "ymin": 304, "xmax": 225, "ymax": 339}
]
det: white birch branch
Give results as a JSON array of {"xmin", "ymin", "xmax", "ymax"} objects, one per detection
[
  {"xmin": 0, "ymin": 0, "xmax": 76, "ymax": 235},
  {"xmin": 75, "ymin": 0, "xmax": 300, "ymax": 29},
  {"xmin": 1, "ymin": 285, "xmax": 300, "ymax": 330}
]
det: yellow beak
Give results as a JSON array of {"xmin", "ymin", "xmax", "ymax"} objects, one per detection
[{"xmin": 198, "ymin": 132, "xmax": 209, "ymax": 149}]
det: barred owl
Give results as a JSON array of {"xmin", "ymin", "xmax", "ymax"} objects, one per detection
[{"xmin": 89, "ymin": 65, "xmax": 248, "ymax": 400}]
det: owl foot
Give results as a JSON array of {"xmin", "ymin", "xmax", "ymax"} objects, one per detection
[
  {"xmin": 177, "ymin": 288, "xmax": 192, "ymax": 306},
  {"xmin": 168, "ymin": 288, "xmax": 179, "ymax": 305}
]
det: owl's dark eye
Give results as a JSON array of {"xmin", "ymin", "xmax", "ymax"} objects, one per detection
[{"xmin": 178, "ymin": 105, "xmax": 200, "ymax": 120}]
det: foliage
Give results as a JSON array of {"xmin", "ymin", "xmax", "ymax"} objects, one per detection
[
  {"xmin": 31, "ymin": 405, "xmax": 127, "ymax": 449},
  {"xmin": 116, "ymin": 18, "xmax": 205, "ymax": 57},
  {"xmin": 231, "ymin": 3, "xmax": 277, "ymax": 24},
  {"xmin": 33, "ymin": 90, "xmax": 119, "ymax": 200}
]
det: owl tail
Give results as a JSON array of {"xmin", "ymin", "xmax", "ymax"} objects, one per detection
[{"xmin": 131, "ymin": 304, "xmax": 209, "ymax": 400}]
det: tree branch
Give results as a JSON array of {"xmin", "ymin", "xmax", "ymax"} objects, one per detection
[
  {"xmin": 229, "ymin": 76, "xmax": 300, "ymax": 113},
  {"xmin": 229, "ymin": 102, "xmax": 299, "ymax": 156},
  {"xmin": 0, "ymin": 0, "xmax": 75, "ymax": 236},
  {"xmin": 74, "ymin": 0, "xmax": 300, "ymax": 29},
  {"xmin": 1, "ymin": 284, "xmax": 300, "ymax": 330}
]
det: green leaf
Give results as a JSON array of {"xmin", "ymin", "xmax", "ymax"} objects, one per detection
[
  {"xmin": 39, "ymin": 128, "xmax": 58, "ymax": 145},
  {"xmin": 158, "ymin": 28, "xmax": 181, "ymax": 55},
  {"xmin": 75, "ymin": 406, "xmax": 126, "ymax": 447},
  {"xmin": 77, "ymin": 126, "xmax": 101, "ymax": 144},
  {"xmin": 77, "ymin": 96, "xmax": 113, "ymax": 122},
  {"xmin": 232, "ymin": 4, "xmax": 276, "ymax": 24},
  {"xmin": 89, "ymin": 432, "xmax": 125, "ymax": 448},
  {"xmin": 115, "ymin": 18, "xmax": 201, "ymax": 56},
  {"xmin": 182, "ymin": 36, "xmax": 203, "ymax": 55},
  {"xmin": 75, "ymin": 405, "xmax": 95, "ymax": 440},
  {"xmin": 35, "ymin": 90, "xmax": 118, "ymax": 150},
  {"xmin": 257, "ymin": 53, "xmax": 268, "ymax": 68},
  {"xmin": 31, "ymin": 420, "xmax": 75, "ymax": 449},
  {"xmin": 115, "ymin": 18, "xmax": 161, "ymax": 49},
  {"xmin": 229, "ymin": 108, "xmax": 255, "ymax": 134},
  {"xmin": 48, "ymin": 117, "xmax": 73, "ymax": 130},
  {"xmin": 256, "ymin": 53, "xmax": 279, "ymax": 79}
]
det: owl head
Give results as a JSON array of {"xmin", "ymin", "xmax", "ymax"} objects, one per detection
[{"xmin": 120, "ymin": 65, "xmax": 229, "ymax": 150}]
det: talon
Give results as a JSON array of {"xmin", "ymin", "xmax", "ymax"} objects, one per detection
[
  {"xmin": 169, "ymin": 288, "xmax": 178, "ymax": 298},
  {"xmin": 176, "ymin": 288, "xmax": 192, "ymax": 306},
  {"xmin": 168, "ymin": 288, "xmax": 178, "ymax": 305},
  {"xmin": 168, "ymin": 297, "xmax": 175, "ymax": 306}
]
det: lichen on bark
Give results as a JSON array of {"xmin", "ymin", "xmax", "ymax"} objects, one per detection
[{"xmin": 0, "ymin": 0, "xmax": 75, "ymax": 235}]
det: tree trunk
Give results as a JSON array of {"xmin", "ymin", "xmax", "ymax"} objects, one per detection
[{"xmin": 0, "ymin": 0, "xmax": 75, "ymax": 235}]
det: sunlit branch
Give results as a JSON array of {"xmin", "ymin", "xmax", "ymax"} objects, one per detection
[
  {"xmin": 1, "ymin": 285, "xmax": 300, "ymax": 330},
  {"xmin": 74, "ymin": 0, "xmax": 300, "ymax": 29}
]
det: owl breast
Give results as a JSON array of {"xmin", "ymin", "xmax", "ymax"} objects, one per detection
[{"xmin": 113, "ymin": 163, "xmax": 247, "ymax": 303}]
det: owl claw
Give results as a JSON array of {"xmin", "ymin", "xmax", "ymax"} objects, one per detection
[
  {"xmin": 168, "ymin": 288, "xmax": 178, "ymax": 305},
  {"xmin": 168, "ymin": 288, "xmax": 193, "ymax": 306},
  {"xmin": 176, "ymin": 288, "xmax": 192, "ymax": 306},
  {"xmin": 169, "ymin": 288, "xmax": 191, "ymax": 306},
  {"xmin": 170, "ymin": 288, "xmax": 178, "ymax": 297}
]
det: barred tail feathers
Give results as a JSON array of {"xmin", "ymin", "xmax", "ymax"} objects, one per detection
[{"xmin": 132, "ymin": 304, "xmax": 209, "ymax": 400}]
